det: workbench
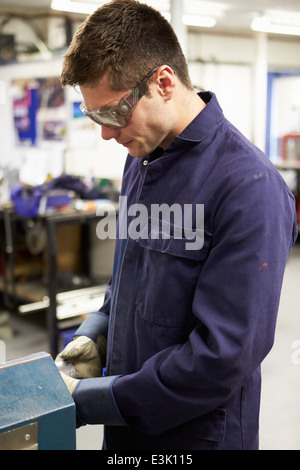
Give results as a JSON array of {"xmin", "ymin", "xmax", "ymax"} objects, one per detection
[{"xmin": 0, "ymin": 203, "xmax": 116, "ymax": 357}]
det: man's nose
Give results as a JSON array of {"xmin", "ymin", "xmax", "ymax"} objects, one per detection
[{"xmin": 101, "ymin": 125, "xmax": 120, "ymax": 141}]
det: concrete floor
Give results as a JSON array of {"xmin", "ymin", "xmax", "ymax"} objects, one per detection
[
  {"xmin": 260, "ymin": 243, "xmax": 300, "ymax": 450},
  {"xmin": 1, "ymin": 242, "xmax": 300, "ymax": 450}
]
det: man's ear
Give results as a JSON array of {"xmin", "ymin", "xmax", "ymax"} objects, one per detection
[{"xmin": 155, "ymin": 65, "xmax": 176, "ymax": 101}]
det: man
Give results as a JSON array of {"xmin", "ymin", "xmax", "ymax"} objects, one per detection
[{"xmin": 57, "ymin": 0, "xmax": 298, "ymax": 450}]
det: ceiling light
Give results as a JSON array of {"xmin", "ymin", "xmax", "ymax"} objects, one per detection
[
  {"xmin": 51, "ymin": 0, "xmax": 103, "ymax": 15},
  {"xmin": 251, "ymin": 12, "xmax": 300, "ymax": 36},
  {"xmin": 183, "ymin": 14, "xmax": 216, "ymax": 28},
  {"xmin": 266, "ymin": 9, "xmax": 300, "ymax": 26},
  {"xmin": 184, "ymin": 1, "xmax": 228, "ymax": 16},
  {"xmin": 52, "ymin": 0, "xmax": 218, "ymax": 28},
  {"xmin": 52, "ymin": 0, "xmax": 171, "ymax": 22}
]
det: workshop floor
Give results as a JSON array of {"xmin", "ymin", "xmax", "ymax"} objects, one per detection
[{"xmin": 1, "ymin": 242, "xmax": 300, "ymax": 450}]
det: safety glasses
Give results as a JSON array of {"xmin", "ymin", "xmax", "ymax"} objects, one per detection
[{"xmin": 80, "ymin": 67, "xmax": 159, "ymax": 129}]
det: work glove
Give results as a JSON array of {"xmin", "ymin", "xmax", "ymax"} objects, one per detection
[
  {"xmin": 56, "ymin": 335, "xmax": 107, "ymax": 379},
  {"xmin": 60, "ymin": 371, "xmax": 79, "ymax": 397}
]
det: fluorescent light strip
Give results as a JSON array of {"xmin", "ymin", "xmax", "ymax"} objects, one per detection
[
  {"xmin": 265, "ymin": 9, "xmax": 300, "ymax": 27},
  {"xmin": 251, "ymin": 16, "xmax": 300, "ymax": 36},
  {"xmin": 52, "ymin": 0, "xmax": 217, "ymax": 29},
  {"xmin": 183, "ymin": 14, "xmax": 216, "ymax": 28},
  {"xmin": 184, "ymin": 0, "xmax": 228, "ymax": 18},
  {"xmin": 51, "ymin": 0, "xmax": 103, "ymax": 14}
]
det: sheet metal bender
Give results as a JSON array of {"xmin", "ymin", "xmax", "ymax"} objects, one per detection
[{"xmin": 0, "ymin": 352, "xmax": 76, "ymax": 450}]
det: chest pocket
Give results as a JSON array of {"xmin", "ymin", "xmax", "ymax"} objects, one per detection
[{"xmin": 135, "ymin": 219, "xmax": 212, "ymax": 328}]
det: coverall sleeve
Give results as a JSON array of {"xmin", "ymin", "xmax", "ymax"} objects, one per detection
[
  {"xmin": 74, "ymin": 282, "xmax": 112, "ymax": 342},
  {"xmin": 111, "ymin": 172, "xmax": 297, "ymax": 435},
  {"xmin": 73, "ymin": 281, "xmax": 128, "ymax": 427}
]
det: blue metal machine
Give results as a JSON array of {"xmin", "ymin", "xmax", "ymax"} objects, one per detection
[{"xmin": 0, "ymin": 352, "xmax": 76, "ymax": 450}]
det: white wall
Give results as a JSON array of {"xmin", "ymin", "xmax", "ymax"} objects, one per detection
[
  {"xmin": 189, "ymin": 61, "xmax": 254, "ymax": 139},
  {"xmin": 188, "ymin": 32, "xmax": 300, "ymax": 149}
]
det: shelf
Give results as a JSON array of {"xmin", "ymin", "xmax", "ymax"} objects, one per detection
[
  {"xmin": 17, "ymin": 284, "xmax": 106, "ymax": 321},
  {"xmin": 0, "ymin": 278, "xmax": 48, "ymax": 303},
  {"xmin": 0, "ymin": 203, "xmax": 115, "ymax": 357}
]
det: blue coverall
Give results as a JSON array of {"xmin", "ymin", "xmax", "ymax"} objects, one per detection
[{"xmin": 74, "ymin": 92, "xmax": 298, "ymax": 450}]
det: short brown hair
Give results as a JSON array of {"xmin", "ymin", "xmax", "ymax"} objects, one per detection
[{"xmin": 61, "ymin": 0, "xmax": 193, "ymax": 91}]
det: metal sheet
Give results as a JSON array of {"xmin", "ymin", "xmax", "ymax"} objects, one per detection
[
  {"xmin": 0, "ymin": 352, "xmax": 76, "ymax": 450},
  {"xmin": 0, "ymin": 422, "xmax": 38, "ymax": 450}
]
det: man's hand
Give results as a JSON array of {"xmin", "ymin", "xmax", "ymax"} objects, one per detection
[
  {"xmin": 56, "ymin": 335, "xmax": 107, "ymax": 379},
  {"xmin": 60, "ymin": 371, "xmax": 79, "ymax": 397}
]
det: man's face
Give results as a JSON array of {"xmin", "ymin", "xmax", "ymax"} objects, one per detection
[{"xmin": 80, "ymin": 72, "xmax": 176, "ymax": 158}]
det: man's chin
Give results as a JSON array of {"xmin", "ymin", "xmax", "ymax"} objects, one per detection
[
  {"xmin": 126, "ymin": 140, "xmax": 158, "ymax": 159},
  {"xmin": 128, "ymin": 146, "xmax": 149, "ymax": 159}
]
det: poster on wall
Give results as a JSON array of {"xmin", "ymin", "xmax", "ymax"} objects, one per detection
[
  {"xmin": 11, "ymin": 77, "xmax": 65, "ymax": 146},
  {"xmin": 267, "ymin": 72, "xmax": 300, "ymax": 161},
  {"xmin": 10, "ymin": 77, "xmax": 66, "ymax": 185}
]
